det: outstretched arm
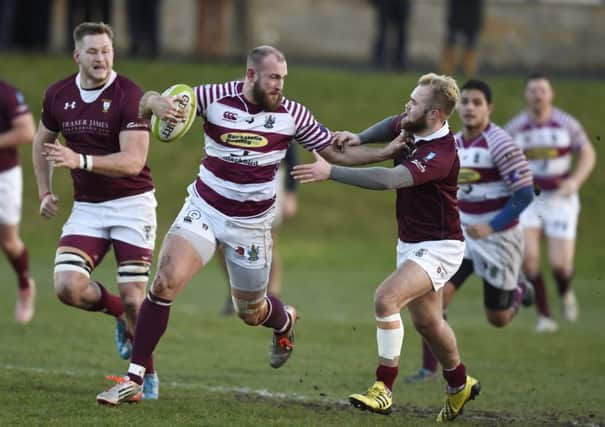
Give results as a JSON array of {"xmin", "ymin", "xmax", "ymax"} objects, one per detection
[
  {"xmin": 320, "ymin": 132, "xmax": 411, "ymax": 166},
  {"xmin": 332, "ymin": 115, "xmax": 398, "ymax": 149},
  {"xmin": 291, "ymin": 150, "xmax": 414, "ymax": 190}
]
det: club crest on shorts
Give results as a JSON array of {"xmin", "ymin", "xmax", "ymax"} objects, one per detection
[
  {"xmin": 414, "ymin": 248, "xmax": 428, "ymax": 257},
  {"xmin": 247, "ymin": 244, "xmax": 260, "ymax": 261},
  {"xmin": 143, "ymin": 225, "xmax": 152, "ymax": 241}
]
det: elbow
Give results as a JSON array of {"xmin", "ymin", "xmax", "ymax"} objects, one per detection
[{"xmin": 126, "ymin": 160, "xmax": 145, "ymax": 176}]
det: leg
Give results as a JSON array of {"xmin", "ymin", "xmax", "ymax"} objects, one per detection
[
  {"xmin": 523, "ymin": 227, "xmax": 552, "ymax": 319},
  {"xmin": 0, "ymin": 223, "xmax": 35, "ymax": 324},
  {"xmin": 408, "ymin": 287, "xmax": 480, "ymax": 422},
  {"xmin": 546, "ymin": 236, "xmax": 578, "ymax": 321},
  {"xmin": 126, "ymin": 233, "xmax": 207, "ymax": 383},
  {"xmin": 406, "ymin": 258, "xmax": 474, "ymax": 383},
  {"xmin": 217, "ymin": 243, "xmax": 236, "ymax": 315},
  {"xmin": 267, "ymin": 230, "xmax": 282, "ymax": 297},
  {"xmin": 350, "ymin": 261, "xmax": 432, "ymax": 415},
  {"xmin": 483, "ymin": 280, "xmax": 518, "ymax": 328},
  {"xmin": 54, "ymin": 239, "xmax": 123, "ymax": 316},
  {"xmin": 223, "ymin": 246, "xmax": 297, "ymax": 368}
]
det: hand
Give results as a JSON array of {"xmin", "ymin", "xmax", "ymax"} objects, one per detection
[
  {"xmin": 150, "ymin": 94, "xmax": 187, "ymax": 124},
  {"xmin": 291, "ymin": 150, "xmax": 332, "ymax": 184},
  {"xmin": 465, "ymin": 223, "xmax": 494, "ymax": 239},
  {"xmin": 282, "ymin": 192, "xmax": 298, "ymax": 219},
  {"xmin": 384, "ymin": 131, "xmax": 415, "ymax": 158},
  {"xmin": 331, "ymin": 131, "xmax": 361, "ymax": 152},
  {"xmin": 557, "ymin": 177, "xmax": 579, "ymax": 197},
  {"xmin": 39, "ymin": 192, "xmax": 59, "ymax": 219},
  {"xmin": 43, "ymin": 142, "xmax": 80, "ymax": 169}
]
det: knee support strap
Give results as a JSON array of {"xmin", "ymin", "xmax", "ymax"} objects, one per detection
[
  {"xmin": 117, "ymin": 262, "xmax": 151, "ymax": 284},
  {"xmin": 54, "ymin": 251, "xmax": 92, "ymax": 277}
]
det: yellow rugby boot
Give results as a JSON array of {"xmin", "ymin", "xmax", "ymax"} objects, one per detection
[
  {"xmin": 436, "ymin": 375, "xmax": 481, "ymax": 422},
  {"xmin": 349, "ymin": 381, "xmax": 392, "ymax": 415}
]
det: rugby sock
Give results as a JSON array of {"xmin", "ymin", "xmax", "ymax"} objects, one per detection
[
  {"xmin": 261, "ymin": 295, "xmax": 290, "ymax": 333},
  {"xmin": 88, "ymin": 282, "xmax": 124, "ymax": 317},
  {"xmin": 553, "ymin": 270, "xmax": 572, "ymax": 296},
  {"xmin": 7, "ymin": 247, "xmax": 31, "ymax": 290},
  {"xmin": 145, "ymin": 355, "xmax": 155, "ymax": 375},
  {"xmin": 422, "ymin": 339, "xmax": 438, "ymax": 372},
  {"xmin": 528, "ymin": 273, "xmax": 551, "ymax": 317},
  {"xmin": 443, "ymin": 363, "xmax": 466, "ymax": 393},
  {"xmin": 376, "ymin": 364, "xmax": 398, "ymax": 391},
  {"xmin": 129, "ymin": 292, "xmax": 171, "ymax": 385}
]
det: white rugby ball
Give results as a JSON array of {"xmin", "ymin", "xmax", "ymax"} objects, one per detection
[{"xmin": 151, "ymin": 84, "xmax": 197, "ymax": 143}]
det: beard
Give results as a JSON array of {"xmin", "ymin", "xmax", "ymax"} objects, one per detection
[
  {"xmin": 400, "ymin": 112, "xmax": 429, "ymax": 134},
  {"xmin": 252, "ymin": 80, "xmax": 282, "ymax": 111}
]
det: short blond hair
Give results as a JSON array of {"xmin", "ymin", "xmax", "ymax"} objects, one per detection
[
  {"xmin": 418, "ymin": 73, "xmax": 460, "ymax": 118},
  {"xmin": 73, "ymin": 22, "xmax": 114, "ymax": 49}
]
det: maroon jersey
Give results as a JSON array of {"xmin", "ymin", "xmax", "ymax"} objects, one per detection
[
  {"xmin": 0, "ymin": 80, "xmax": 30, "ymax": 171},
  {"xmin": 390, "ymin": 117, "xmax": 463, "ymax": 243},
  {"xmin": 41, "ymin": 72, "xmax": 153, "ymax": 202}
]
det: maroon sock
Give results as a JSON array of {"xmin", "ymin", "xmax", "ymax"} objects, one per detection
[
  {"xmin": 443, "ymin": 363, "xmax": 466, "ymax": 390},
  {"xmin": 422, "ymin": 339, "xmax": 438, "ymax": 372},
  {"xmin": 376, "ymin": 364, "xmax": 398, "ymax": 391},
  {"xmin": 7, "ymin": 247, "xmax": 31, "ymax": 290},
  {"xmin": 129, "ymin": 293, "xmax": 171, "ymax": 385},
  {"xmin": 145, "ymin": 355, "xmax": 155, "ymax": 375},
  {"xmin": 87, "ymin": 282, "xmax": 124, "ymax": 317},
  {"xmin": 553, "ymin": 270, "xmax": 573, "ymax": 296},
  {"xmin": 261, "ymin": 295, "xmax": 289, "ymax": 333},
  {"xmin": 528, "ymin": 273, "xmax": 551, "ymax": 317}
]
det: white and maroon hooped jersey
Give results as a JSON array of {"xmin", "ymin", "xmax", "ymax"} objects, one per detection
[
  {"xmin": 192, "ymin": 81, "xmax": 331, "ymax": 217},
  {"xmin": 504, "ymin": 108, "xmax": 589, "ymax": 192},
  {"xmin": 455, "ymin": 123, "xmax": 533, "ymax": 227}
]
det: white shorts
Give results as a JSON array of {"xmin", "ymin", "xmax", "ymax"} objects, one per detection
[
  {"xmin": 170, "ymin": 192, "xmax": 274, "ymax": 270},
  {"xmin": 463, "ymin": 225, "xmax": 523, "ymax": 291},
  {"xmin": 396, "ymin": 239, "xmax": 465, "ymax": 291},
  {"xmin": 61, "ymin": 191, "xmax": 157, "ymax": 250},
  {"xmin": 520, "ymin": 192, "xmax": 579, "ymax": 239},
  {"xmin": 0, "ymin": 166, "xmax": 22, "ymax": 225}
]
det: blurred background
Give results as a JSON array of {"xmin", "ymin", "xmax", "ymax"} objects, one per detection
[{"xmin": 1, "ymin": 0, "xmax": 604, "ymax": 74}]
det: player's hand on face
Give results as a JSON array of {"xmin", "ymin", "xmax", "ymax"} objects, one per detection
[
  {"xmin": 331, "ymin": 131, "xmax": 361, "ymax": 152},
  {"xmin": 291, "ymin": 150, "xmax": 331, "ymax": 184},
  {"xmin": 557, "ymin": 177, "xmax": 578, "ymax": 197},
  {"xmin": 43, "ymin": 142, "xmax": 79, "ymax": 169},
  {"xmin": 466, "ymin": 223, "xmax": 494, "ymax": 239},
  {"xmin": 39, "ymin": 192, "xmax": 59, "ymax": 219}
]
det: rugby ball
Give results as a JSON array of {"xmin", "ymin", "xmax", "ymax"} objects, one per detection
[{"xmin": 151, "ymin": 84, "xmax": 197, "ymax": 143}]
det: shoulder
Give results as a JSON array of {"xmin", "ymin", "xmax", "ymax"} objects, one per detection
[
  {"xmin": 552, "ymin": 107, "xmax": 583, "ymax": 129},
  {"xmin": 484, "ymin": 123, "xmax": 513, "ymax": 146},
  {"xmin": 113, "ymin": 74, "xmax": 144, "ymax": 96},
  {"xmin": 504, "ymin": 110, "xmax": 528, "ymax": 133},
  {"xmin": 44, "ymin": 74, "xmax": 77, "ymax": 99}
]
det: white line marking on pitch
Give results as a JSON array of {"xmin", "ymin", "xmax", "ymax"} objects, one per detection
[{"xmin": 1, "ymin": 363, "xmax": 349, "ymax": 406}]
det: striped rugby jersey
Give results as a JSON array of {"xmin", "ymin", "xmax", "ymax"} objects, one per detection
[
  {"xmin": 193, "ymin": 81, "xmax": 331, "ymax": 217},
  {"xmin": 455, "ymin": 123, "xmax": 533, "ymax": 228},
  {"xmin": 504, "ymin": 108, "xmax": 589, "ymax": 192}
]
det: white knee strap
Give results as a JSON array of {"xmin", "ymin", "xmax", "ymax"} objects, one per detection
[
  {"xmin": 54, "ymin": 251, "xmax": 92, "ymax": 277},
  {"xmin": 376, "ymin": 313, "xmax": 404, "ymax": 360},
  {"xmin": 117, "ymin": 262, "xmax": 151, "ymax": 284}
]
